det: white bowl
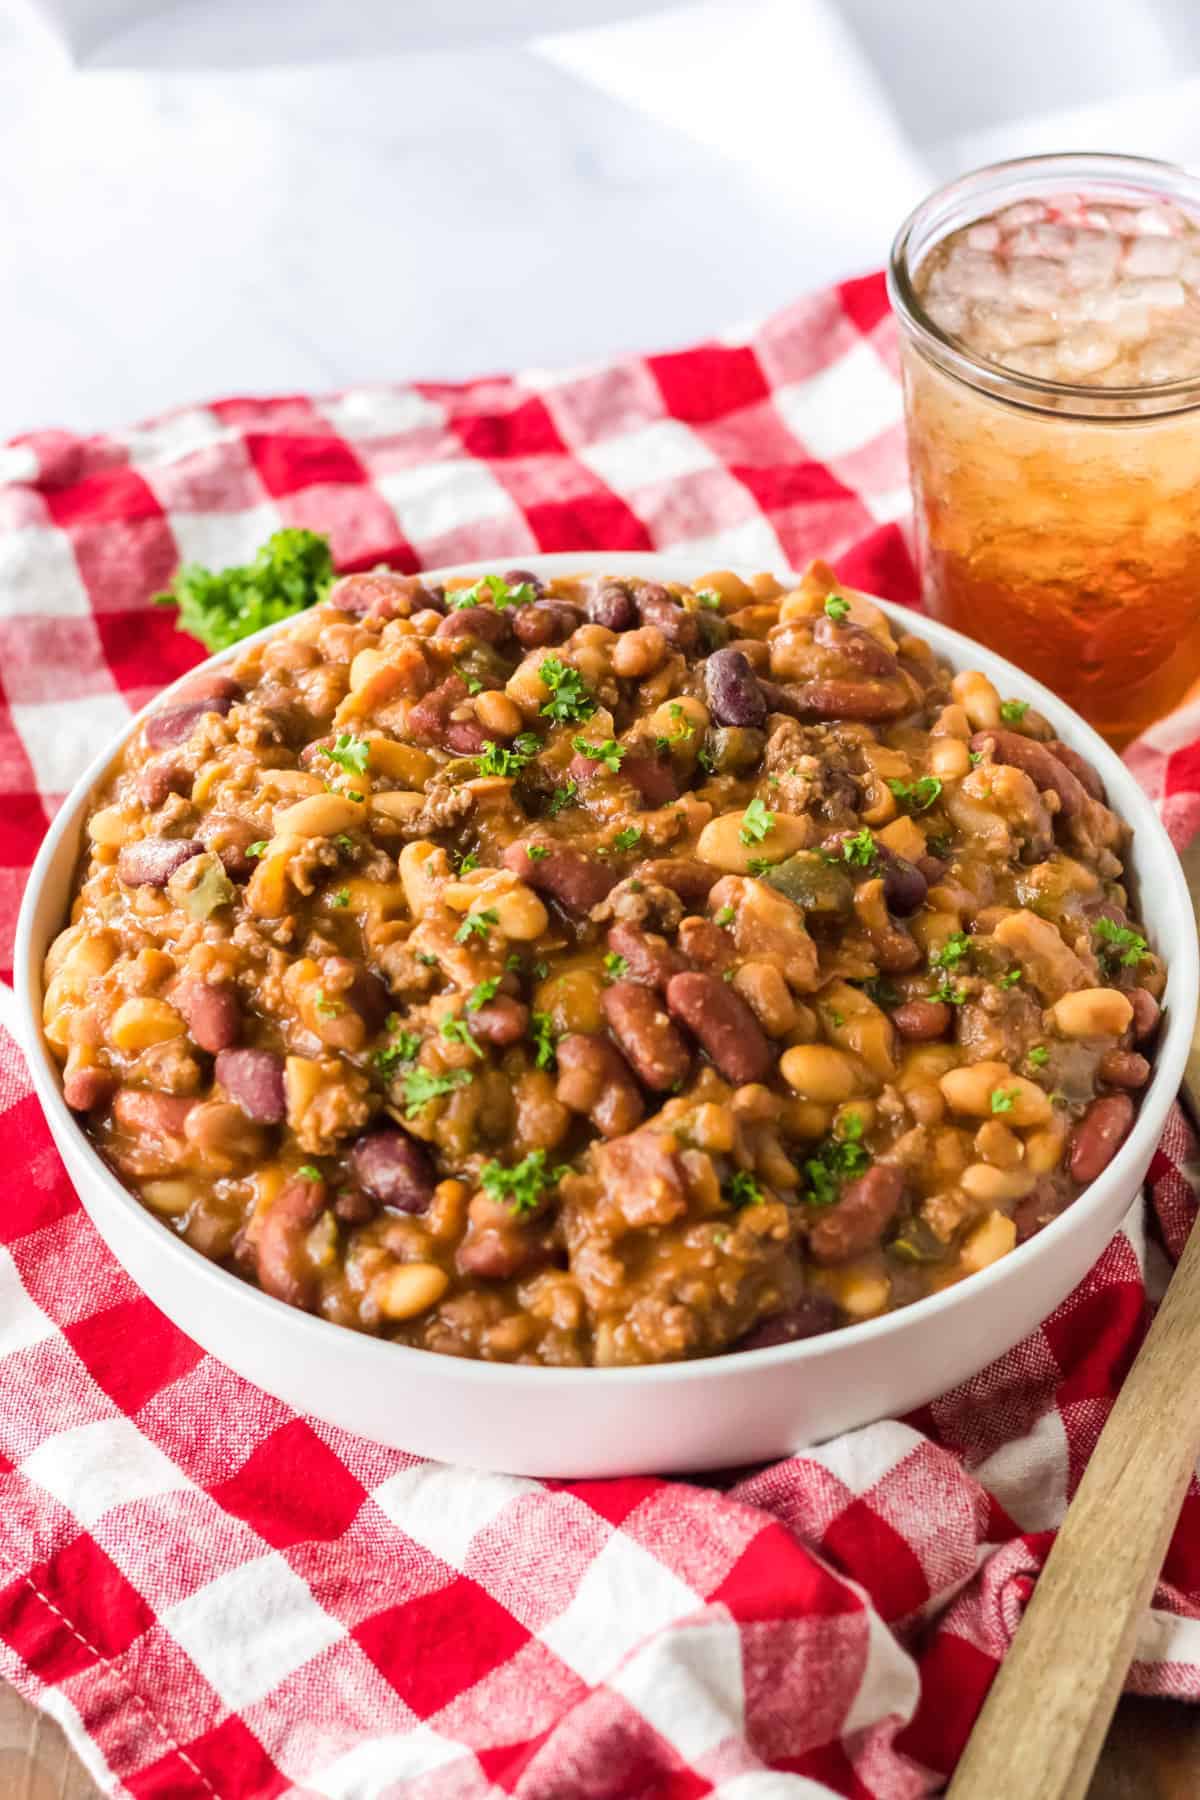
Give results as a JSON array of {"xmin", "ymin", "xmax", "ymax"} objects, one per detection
[{"xmin": 15, "ymin": 553, "xmax": 1198, "ymax": 1477}]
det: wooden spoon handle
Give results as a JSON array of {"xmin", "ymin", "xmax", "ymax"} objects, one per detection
[{"xmin": 947, "ymin": 1198, "xmax": 1200, "ymax": 1800}]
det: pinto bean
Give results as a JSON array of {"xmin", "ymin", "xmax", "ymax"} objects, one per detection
[
  {"xmin": 351, "ymin": 1128, "xmax": 437, "ymax": 1214},
  {"xmin": 1098, "ymin": 1049, "xmax": 1151, "ymax": 1090},
  {"xmin": 469, "ymin": 997, "xmax": 529, "ymax": 1045},
  {"xmin": 257, "ymin": 1176, "xmax": 326, "ymax": 1310},
  {"xmin": 117, "ymin": 837, "xmax": 205, "ymax": 888},
  {"xmin": 215, "ymin": 1048, "xmax": 286, "ymax": 1124},
  {"xmin": 603, "ymin": 981, "xmax": 691, "ymax": 1092},
  {"xmin": 735, "ymin": 1293, "xmax": 841, "ymax": 1350},
  {"xmin": 556, "ymin": 1032, "xmax": 645, "ymax": 1138},
  {"xmin": 435, "ymin": 606, "xmax": 512, "ymax": 647},
  {"xmin": 63, "ymin": 1067, "xmax": 116, "ymax": 1112},
  {"xmin": 622, "ymin": 751, "xmax": 680, "ymax": 808},
  {"xmin": 512, "ymin": 601, "xmax": 581, "ymax": 648},
  {"xmin": 504, "ymin": 840, "xmax": 615, "ymax": 915},
  {"xmin": 635, "ymin": 857, "xmax": 718, "ymax": 907},
  {"xmin": 175, "ymin": 980, "xmax": 241, "ymax": 1053},
  {"xmin": 808, "ymin": 1164, "xmax": 905, "ymax": 1265},
  {"xmin": 587, "ymin": 580, "xmax": 639, "ymax": 632},
  {"xmin": 891, "ymin": 999, "xmax": 951, "ymax": 1041},
  {"xmin": 144, "ymin": 696, "xmax": 234, "ymax": 749},
  {"xmin": 636, "ymin": 584, "xmax": 701, "ymax": 652},
  {"xmin": 969, "ymin": 730, "xmax": 1087, "ymax": 818},
  {"xmin": 665, "ymin": 971, "xmax": 772, "ymax": 1084},
  {"xmin": 813, "ymin": 614, "xmax": 899, "ymax": 679},
  {"xmin": 1128, "ymin": 988, "xmax": 1161, "ymax": 1043},
  {"xmin": 704, "ymin": 648, "xmax": 767, "ymax": 729},
  {"xmin": 607, "ymin": 922, "xmax": 684, "ymax": 990},
  {"xmin": 789, "ymin": 678, "xmax": 912, "ymax": 722},
  {"xmin": 1068, "ymin": 1093, "xmax": 1135, "ymax": 1184},
  {"xmin": 329, "ymin": 571, "xmax": 431, "ymax": 618},
  {"xmin": 137, "ymin": 756, "xmax": 190, "ymax": 809},
  {"xmin": 1047, "ymin": 739, "xmax": 1106, "ymax": 801}
]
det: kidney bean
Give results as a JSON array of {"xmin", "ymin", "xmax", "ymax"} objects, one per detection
[
  {"xmin": 435, "ymin": 606, "xmax": 511, "ymax": 647},
  {"xmin": 174, "ymin": 672, "xmax": 242, "ymax": 705},
  {"xmin": 1128, "ymin": 988, "xmax": 1161, "ymax": 1043},
  {"xmin": 1047, "ymin": 739, "xmax": 1107, "ymax": 801},
  {"xmin": 813, "ymin": 614, "xmax": 899, "ymax": 679},
  {"xmin": 790, "ymin": 678, "xmax": 912, "ymax": 722},
  {"xmin": 345, "ymin": 968, "xmax": 390, "ymax": 1034},
  {"xmin": 1013, "ymin": 1172, "xmax": 1074, "ymax": 1243},
  {"xmin": 665, "ymin": 971, "xmax": 772, "ymax": 1085},
  {"xmin": 457, "ymin": 1223, "xmax": 541, "ymax": 1281},
  {"xmin": 351, "ymin": 1127, "xmax": 437, "ymax": 1214},
  {"xmin": 334, "ymin": 1187, "xmax": 376, "ymax": 1224},
  {"xmin": 215, "ymin": 1048, "xmax": 286, "ymax": 1124},
  {"xmin": 809, "ymin": 1164, "xmax": 905, "ymax": 1265},
  {"xmin": 635, "ymin": 857, "xmax": 718, "ymax": 907},
  {"xmin": 137, "ymin": 755, "xmax": 190, "ymax": 809},
  {"xmin": 145, "ymin": 696, "xmax": 234, "ymax": 749},
  {"xmin": 704, "ymin": 647, "xmax": 767, "ymax": 729},
  {"xmin": 587, "ymin": 580, "xmax": 639, "ymax": 632},
  {"xmin": 891, "ymin": 999, "xmax": 951, "ymax": 1041},
  {"xmin": 735, "ymin": 1293, "xmax": 841, "ymax": 1351},
  {"xmin": 603, "ymin": 981, "xmax": 691, "ymax": 1091},
  {"xmin": 1098, "ymin": 1049, "xmax": 1151, "ymax": 1090},
  {"xmin": 117, "ymin": 837, "xmax": 205, "ymax": 888},
  {"xmin": 623, "ymin": 751, "xmax": 681, "ymax": 808},
  {"xmin": 62, "ymin": 1067, "xmax": 116, "ymax": 1112},
  {"xmin": 677, "ymin": 916, "xmax": 736, "ymax": 972},
  {"xmin": 636, "ymin": 584, "xmax": 701, "ymax": 652},
  {"xmin": 512, "ymin": 601, "xmax": 581, "ymax": 649},
  {"xmin": 504, "ymin": 840, "xmax": 615, "ymax": 915},
  {"xmin": 469, "ymin": 997, "xmax": 529, "ymax": 1045},
  {"xmin": 408, "ymin": 675, "xmax": 489, "ymax": 754},
  {"xmin": 257, "ymin": 1176, "xmax": 326, "ymax": 1310},
  {"xmin": 556, "ymin": 1032, "xmax": 645, "ymax": 1138},
  {"xmin": 756, "ymin": 678, "xmax": 804, "ymax": 719},
  {"xmin": 1068, "ymin": 1093, "xmax": 1136, "ymax": 1184},
  {"xmin": 175, "ymin": 980, "xmax": 241, "ymax": 1053},
  {"xmin": 916, "ymin": 854, "xmax": 948, "ymax": 885},
  {"xmin": 969, "ymin": 730, "xmax": 1087, "ymax": 818},
  {"xmin": 878, "ymin": 849, "xmax": 927, "ymax": 917},
  {"xmin": 197, "ymin": 812, "xmax": 260, "ymax": 881},
  {"xmin": 329, "ymin": 571, "xmax": 428, "ymax": 618},
  {"xmin": 503, "ymin": 567, "xmax": 546, "ymax": 596},
  {"xmin": 607, "ymin": 921, "xmax": 685, "ymax": 990},
  {"xmin": 112, "ymin": 1089, "xmax": 196, "ymax": 1157}
]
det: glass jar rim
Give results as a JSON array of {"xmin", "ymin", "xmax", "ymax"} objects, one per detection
[{"xmin": 888, "ymin": 151, "xmax": 1200, "ymax": 417}]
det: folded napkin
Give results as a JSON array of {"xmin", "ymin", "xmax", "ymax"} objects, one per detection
[{"xmin": 2, "ymin": 277, "xmax": 1199, "ymax": 1800}]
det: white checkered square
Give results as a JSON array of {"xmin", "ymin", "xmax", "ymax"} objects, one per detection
[
  {"xmin": 168, "ymin": 503, "xmax": 282, "ymax": 571},
  {"xmin": 372, "ymin": 1464, "xmax": 534, "ymax": 1569},
  {"xmin": 11, "ymin": 691, "xmax": 132, "ymax": 797},
  {"xmin": 540, "ymin": 1532, "xmax": 699, "ymax": 1684},
  {"xmin": 774, "ymin": 340, "xmax": 902, "ymax": 460},
  {"xmin": 321, "ymin": 388, "xmax": 446, "ymax": 440},
  {"xmin": 0, "ymin": 526, "xmax": 91, "ymax": 619},
  {"xmin": 118, "ymin": 408, "xmax": 228, "ymax": 470},
  {"xmin": 377, "ymin": 458, "xmax": 516, "ymax": 544},
  {"xmin": 610, "ymin": 1616, "xmax": 744, "ymax": 1761},
  {"xmin": 579, "ymin": 419, "xmax": 718, "ymax": 491},
  {"xmin": 0, "ymin": 1247, "xmax": 56, "ymax": 1358},
  {"xmin": 656, "ymin": 512, "xmax": 785, "ymax": 569},
  {"xmin": 311, "ymin": 1725, "xmax": 466, "ymax": 1798},
  {"xmin": 160, "ymin": 1552, "xmax": 345, "ymax": 1712},
  {"xmin": 20, "ymin": 1416, "xmax": 192, "ymax": 1527}
]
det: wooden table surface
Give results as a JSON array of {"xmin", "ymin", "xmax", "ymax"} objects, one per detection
[{"xmin": 4, "ymin": 860, "xmax": 1199, "ymax": 1800}]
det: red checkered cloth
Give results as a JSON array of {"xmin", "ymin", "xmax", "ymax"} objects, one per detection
[{"xmin": 1, "ymin": 273, "xmax": 1199, "ymax": 1800}]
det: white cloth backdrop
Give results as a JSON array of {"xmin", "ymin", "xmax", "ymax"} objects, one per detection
[{"xmin": 4, "ymin": 0, "xmax": 1200, "ymax": 438}]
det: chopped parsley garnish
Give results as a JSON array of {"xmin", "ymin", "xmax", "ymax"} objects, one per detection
[
  {"xmin": 297, "ymin": 1164, "xmax": 323, "ymax": 1181},
  {"xmin": 466, "ymin": 977, "xmax": 500, "ymax": 1013},
  {"xmin": 968, "ymin": 750, "xmax": 983, "ymax": 767},
  {"xmin": 572, "ymin": 736, "xmax": 626, "ymax": 773},
  {"xmin": 529, "ymin": 1011, "xmax": 558, "ymax": 1071},
  {"xmin": 416, "ymin": 951, "xmax": 439, "ymax": 967},
  {"xmin": 538, "ymin": 657, "xmax": 596, "ymax": 724},
  {"xmin": 247, "ymin": 840, "xmax": 268, "ymax": 858},
  {"xmin": 611, "ymin": 826, "xmax": 643, "ymax": 853},
  {"xmin": 862, "ymin": 977, "xmax": 900, "ymax": 1009},
  {"xmin": 714, "ymin": 905, "xmax": 736, "ymax": 927},
  {"xmin": 999, "ymin": 699, "xmax": 1030, "ymax": 724},
  {"xmin": 448, "ymin": 573, "xmax": 534, "ymax": 611},
  {"xmin": 401, "ymin": 1066, "xmax": 474, "ymax": 1115},
  {"xmin": 479, "ymin": 1148, "xmax": 566, "ymax": 1216},
  {"xmin": 547, "ymin": 780, "xmax": 578, "ymax": 817},
  {"xmin": 998, "ymin": 969, "xmax": 1023, "ymax": 989},
  {"xmin": 454, "ymin": 848, "xmax": 480, "ymax": 874},
  {"xmin": 828, "ymin": 1009, "xmax": 845, "ymax": 1028},
  {"xmin": 695, "ymin": 588, "xmax": 723, "ymax": 610},
  {"xmin": 837, "ymin": 828, "xmax": 877, "ymax": 868},
  {"xmin": 931, "ymin": 978, "xmax": 966, "ymax": 1006},
  {"xmin": 533, "ymin": 960, "xmax": 549, "ymax": 981},
  {"xmin": 334, "ymin": 833, "xmax": 356, "ymax": 857},
  {"xmin": 154, "ymin": 527, "xmax": 334, "ymax": 652},
  {"xmin": 803, "ymin": 1115, "xmax": 870, "ymax": 1208},
  {"xmin": 603, "ymin": 952, "xmax": 629, "ymax": 982},
  {"xmin": 474, "ymin": 735, "xmax": 541, "ymax": 779},
  {"xmin": 930, "ymin": 932, "xmax": 971, "ymax": 971},
  {"xmin": 330, "ymin": 888, "xmax": 350, "ymax": 908},
  {"xmin": 724, "ymin": 1169, "xmax": 764, "ymax": 1208},
  {"xmin": 441, "ymin": 1016, "xmax": 483, "ymax": 1058},
  {"xmin": 373, "ymin": 1026, "xmax": 422, "ymax": 1077},
  {"xmin": 457, "ymin": 667, "xmax": 483, "ymax": 696},
  {"xmin": 887, "ymin": 775, "xmax": 943, "ymax": 813},
  {"xmin": 990, "ymin": 1088, "xmax": 1018, "ymax": 1115},
  {"xmin": 454, "ymin": 907, "xmax": 499, "ymax": 944},
  {"xmin": 664, "ymin": 702, "xmax": 695, "ymax": 743},
  {"xmin": 696, "ymin": 746, "xmax": 717, "ymax": 774},
  {"xmin": 824, "ymin": 593, "xmax": 851, "ymax": 622},
  {"xmin": 747, "ymin": 857, "xmax": 777, "ymax": 877},
  {"xmin": 313, "ymin": 991, "xmax": 341, "ymax": 1017},
  {"xmin": 526, "ymin": 844, "xmax": 550, "ymax": 860},
  {"xmin": 319, "ymin": 732, "xmax": 370, "ymax": 776},
  {"xmin": 1027, "ymin": 1045, "xmax": 1050, "ymax": 1068},
  {"xmin": 739, "ymin": 797, "xmax": 775, "ymax": 845},
  {"xmin": 926, "ymin": 833, "xmax": 952, "ymax": 860},
  {"xmin": 1093, "ymin": 918, "xmax": 1150, "ymax": 968}
]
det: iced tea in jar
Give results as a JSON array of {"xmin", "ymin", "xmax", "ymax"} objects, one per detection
[{"xmin": 889, "ymin": 153, "xmax": 1200, "ymax": 746}]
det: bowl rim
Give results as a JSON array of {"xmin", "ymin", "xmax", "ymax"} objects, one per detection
[{"xmin": 15, "ymin": 549, "xmax": 1199, "ymax": 1388}]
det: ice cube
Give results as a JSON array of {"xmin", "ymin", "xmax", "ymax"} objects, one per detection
[
  {"xmin": 965, "ymin": 222, "xmax": 1001, "ymax": 251},
  {"xmin": 1053, "ymin": 326, "xmax": 1120, "ymax": 378},
  {"xmin": 1123, "ymin": 237, "xmax": 1182, "ymax": 278}
]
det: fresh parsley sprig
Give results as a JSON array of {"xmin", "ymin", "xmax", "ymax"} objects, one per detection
[{"xmin": 155, "ymin": 528, "xmax": 334, "ymax": 652}]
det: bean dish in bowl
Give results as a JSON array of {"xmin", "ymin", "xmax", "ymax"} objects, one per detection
[{"xmin": 41, "ymin": 557, "xmax": 1166, "ymax": 1370}]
